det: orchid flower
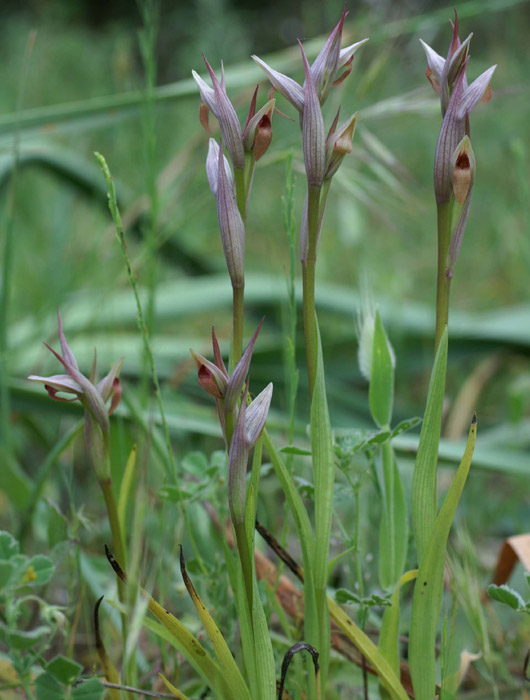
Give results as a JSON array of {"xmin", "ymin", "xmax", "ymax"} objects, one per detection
[
  {"xmin": 192, "ymin": 56, "xmax": 275, "ymax": 172},
  {"xmin": 191, "ymin": 320, "xmax": 267, "ymax": 444},
  {"xmin": 28, "ymin": 312, "xmax": 123, "ymax": 478},
  {"xmin": 253, "ymin": 11, "xmax": 367, "ymax": 269},
  {"xmin": 192, "ymin": 322, "xmax": 272, "ymax": 529},
  {"xmin": 252, "ymin": 9, "xmax": 368, "ymax": 110},
  {"xmin": 423, "ymin": 11, "xmax": 496, "ymax": 279}
]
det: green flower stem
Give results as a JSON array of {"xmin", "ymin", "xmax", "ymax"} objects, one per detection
[
  {"xmin": 231, "ymin": 283, "xmax": 245, "ymax": 371},
  {"xmin": 435, "ymin": 201, "xmax": 454, "ymax": 353},
  {"xmin": 301, "ymin": 184, "xmax": 322, "ymax": 398}
]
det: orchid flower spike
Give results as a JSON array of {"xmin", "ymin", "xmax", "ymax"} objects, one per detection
[
  {"xmin": 28, "ymin": 312, "xmax": 123, "ymax": 479},
  {"xmin": 252, "ymin": 10, "xmax": 368, "ymax": 110},
  {"xmin": 192, "ymin": 56, "xmax": 245, "ymax": 170},
  {"xmin": 191, "ymin": 320, "xmax": 265, "ymax": 444},
  {"xmin": 28, "ymin": 312, "xmax": 123, "ymax": 433},
  {"xmin": 424, "ymin": 14, "xmax": 496, "ymax": 279},
  {"xmin": 193, "ymin": 57, "xmax": 276, "ymax": 170},
  {"xmin": 420, "ymin": 10, "xmax": 495, "ymax": 117}
]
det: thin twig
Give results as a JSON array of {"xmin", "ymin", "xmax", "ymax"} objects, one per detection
[{"xmin": 75, "ymin": 678, "xmax": 195, "ymax": 699}]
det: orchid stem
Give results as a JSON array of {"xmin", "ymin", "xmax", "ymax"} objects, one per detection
[
  {"xmin": 435, "ymin": 201, "xmax": 454, "ymax": 352},
  {"xmin": 231, "ymin": 284, "xmax": 245, "ymax": 371},
  {"xmin": 301, "ymin": 184, "xmax": 322, "ymax": 398}
]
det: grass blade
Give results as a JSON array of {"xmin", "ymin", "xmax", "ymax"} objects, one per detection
[
  {"xmin": 158, "ymin": 674, "xmax": 193, "ymax": 700},
  {"xmin": 117, "ymin": 445, "xmax": 137, "ymax": 534}
]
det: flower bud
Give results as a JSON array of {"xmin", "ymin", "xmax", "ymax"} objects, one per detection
[
  {"xmin": 324, "ymin": 112, "xmax": 357, "ymax": 180},
  {"xmin": 357, "ymin": 304, "xmax": 395, "ymax": 384},
  {"xmin": 245, "ymin": 382, "xmax": 273, "ymax": 447},
  {"xmin": 311, "ymin": 8, "xmax": 346, "ymax": 104},
  {"xmin": 192, "ymin": 57, "xmax": 245, "ymax": 170},
  {"xmin": 299, "ymin": 41, "xmax": 325, "ymax": 187},
  {"xmin": 216, "ymin": 141, "xmax": 245, "ymax": 288}
]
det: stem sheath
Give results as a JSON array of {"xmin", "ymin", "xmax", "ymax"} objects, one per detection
[{"xmin": 231, "ymin": 284, "xmax": 245, "ymax": 371}]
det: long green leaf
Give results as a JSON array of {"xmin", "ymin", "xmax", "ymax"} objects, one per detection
[
  {"xmin": 409, "ymin": 415, "xmax": 477, "ymax": 700},
  {"xmin": 411, "ymin": 327, "xmax": 448, "ymax": 565}
]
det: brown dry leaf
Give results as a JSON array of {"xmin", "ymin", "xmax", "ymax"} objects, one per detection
[{"xmin": 492, "ymin": 534, "xmax": 530, "ymax": 585}]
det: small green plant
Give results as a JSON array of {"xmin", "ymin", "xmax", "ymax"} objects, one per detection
[
  {"xmin": 0, "ymin": 530, "xmax": 103, "ymax": 700},
  {"xmin": 488, "ymin": 576, "xmax": 530, "ymax": 616}
]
